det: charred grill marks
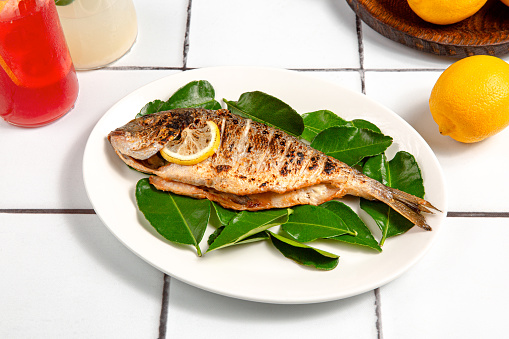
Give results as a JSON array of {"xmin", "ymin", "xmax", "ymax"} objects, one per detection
[
  {"xmin": 323, "ymin": 159, "xmax": 337, "ymax": 175},
  {"xmin": 253, "ymin": 128, "xmax": 275, "ymax": 173},
  {"xmin": 308, "ymin": 156, "xmax": 320, "ymax": 171},
  {"xmin": 215, "ymin": 165, "xmax": 231, "ymax": 174}
]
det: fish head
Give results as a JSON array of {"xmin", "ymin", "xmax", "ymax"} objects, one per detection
[{"xmin": 108, "ymin": 108, "xmax": 199, "ymax": 160}]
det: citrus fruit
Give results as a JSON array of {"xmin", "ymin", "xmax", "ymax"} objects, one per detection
[
  {"xmin": 501, "ymin": 0, "xmax": 509, "ymax": 6},
  {"xmin": 429, "ymin": 55, "xmax": 509, "ymax": 143},
  {"xmin": 407, "ymin": 0, "xmax": 488, "ymax": 25},
  {"xmin": 160, "ymin": 120, "xmax": 221, "ymax": 165}
]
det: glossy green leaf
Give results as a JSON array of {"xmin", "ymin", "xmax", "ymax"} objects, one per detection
[
  {"xmin": 137, "ymin": 100, "xmax": 166, "ymax": 117},
  {"xmin": 349, "ymin": 119, "xmax": 381, "ymax": 133},
  {"xmin": 211, "ymin": 202, "xmax": 239, "ymax": 226},
  {"xmin": 282, "ymin": 205, "xmax": 355, "ymax": 242},
  {"xmin": 136, "ymin": 80, "xmax": 221, "ymax": 118},
  {"xmin": 300, "ymin": 110, "xmax": 349, "ymax": 142},
  {"xmin": 268, "ymin": 231, "xmax": 339, "ymax": 271},
  {"xmin": 311, "ymin": 126, "xmax": 392, "ymax": 166},
  {"xmin": 360, "ymin": 152, "xmax": 425, "ymax": 246},
  {"xmin": 135, "ymin": 178, "xmax": 210, "ymax": 256},
  {"xmin": 207, "ymin": 208, "xmax": 290, "ymax": 252},
  {"xmin": 300, "ymin": 109, "xmax": 382, "ymax": 143},
  {"xmin": 207, "ymin": 226, "xmax": 269, "ymax": 246},
  {"xmin": 224, "ymin": 91, "xmax": 304, "ymax": 136},
  {"xmin": 321, "ymin": 201, "xmax": 381, "ymax": 252}
]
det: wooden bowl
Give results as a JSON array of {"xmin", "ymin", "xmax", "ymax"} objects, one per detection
[{"xmin": 346, "ymin": 0, "xmax": 509, "ymax": 58}]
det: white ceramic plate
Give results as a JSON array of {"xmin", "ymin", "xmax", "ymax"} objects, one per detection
[{"xmin": 83, "ymin": 66, "xmax": 447, "ymax": 304}]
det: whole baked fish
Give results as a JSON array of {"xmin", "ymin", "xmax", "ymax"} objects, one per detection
[{"xmin": 108, "ymin": 108, "xmax": 438, "ymax": 230}]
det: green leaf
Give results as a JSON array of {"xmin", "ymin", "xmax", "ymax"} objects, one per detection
[
  {"xmin": 349, "ymin": 119, "xmax": 381, "ymax": 133},
  {"xmin": 137, "ymin": 100, "xmax": 166, "ymax": 117},
  {"xmin": 207, "ymin": 226, "xmax": 269, "ymax": 246},
  {"xmin": 268, "ymin": 231, "xmax": 339, "ymax": 271},
  {"xmin": 360, "ymin": 152, "xmax": 425, "ymax": 246},
  {"xmin": 282, "ymin": 205, "xmax": 355, "ymax": 242},
  {"xmin": 320, "ymin": 201, "xmax": 381, "ymax": 252},
  {"xmin": 211, "ymin": 202, "xmax": 239, "ymax": 226},
  {"xmin": 311, "ymin": 126, "xmax": 392, "ymax": 166},
  {"xmin": 136, "ymin": 80, "xmax": 221, "ymax": 118},
  {"xmin": 135, "ymin": 178, "xmax": 210, "ymax": 256},
  {"xmin": 224, "ymin": 91, "xmax": 304, "ymax": 137},
  {"xmin": 300, "ymin": 109, "xmax": 382, "ymax": 143},
  {"xmin": 207, "ymin": 208, "xmax": 290, "ymax": 252},
  {"xmin": 55, "ymin": 0, "xmax": 75, "ymax": 5},
  {"xmin": 207, "ymin": 226, "xmax": 223, "ymax": 246},
  {"xmin": 300, "ymin": 110, "xmax": 349, "ymax": 142}
]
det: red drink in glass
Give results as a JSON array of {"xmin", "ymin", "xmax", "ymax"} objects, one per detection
[{"xmin": 0, "ymin": 0, "xmax": 79, "ymax": 127}]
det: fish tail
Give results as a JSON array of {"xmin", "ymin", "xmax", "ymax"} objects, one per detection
[{"xmin": 361, "ymin": 179, "xmax": 440, "ymax": 231}]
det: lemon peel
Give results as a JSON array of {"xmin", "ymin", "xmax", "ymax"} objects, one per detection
[
  {"xmin": 160, "ymin": 120, "xmax": 221, "ymax": 165},
  {"xmin": 407, "ymin": 0, "xmax": 488, "ymax": 25}
]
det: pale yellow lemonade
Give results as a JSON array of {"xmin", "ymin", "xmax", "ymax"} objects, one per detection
[{"xmin": 57, "ymin": 0, "xmax": 137, "ymax": 69}]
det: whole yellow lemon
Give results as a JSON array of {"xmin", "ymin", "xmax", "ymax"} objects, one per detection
[
  {"xmin": 429, "ymin": 55, "xmax": 509, "ymax": 143},
  {"xmin": 407, "ymin": 0, "xmax": 488, "ymax": 25}
]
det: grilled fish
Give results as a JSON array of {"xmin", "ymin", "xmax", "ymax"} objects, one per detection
[{"xmin": 108, "ymin": 108, "xmax": 438, "ymax": 230}]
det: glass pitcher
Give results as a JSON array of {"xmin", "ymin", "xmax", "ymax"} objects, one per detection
[
  {"xmin": 0, "ymin": 0, "xmax": 79, "ymax": 127},
  {"xmin": 56, "ymin": 0, "xmax": 138, "ymax": 70}
]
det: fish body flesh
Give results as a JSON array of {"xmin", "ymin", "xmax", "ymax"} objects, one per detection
[{"xmin": 108, "ymin": 108, "xmax": 437, "ymax": 230}]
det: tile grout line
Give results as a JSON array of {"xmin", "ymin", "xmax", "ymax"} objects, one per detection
[
  {"xmin": 182, "ymin": 0, "xmax": 193, "ymax": 70},
  {"xmin": 374, "ymin": 287, "xmax": 384, "ymax": 339},
  {"xmin": 447, "ymin": 212, "xmax": 509, "ymax": 218},
  {"xmin": 102, "ymin": 66, "xmax": 185, "ymax": 71},
  {"xmin": 0, "ymin": 209, "xmax": 96, "ymax": 214},
  {"xmin": 101, "ymin": 66, "xmax": 446, "ymax": 73},
  {"xmin": 355, "ymin": 15, "xmax": 366, "ymax": 95},
  {"xmin": 158, "ymin": 274, "xmax": 171, "ymax": 339},
  {"xmin": 365, "ymin": 68, "xmax": 445, "ymax": 72},
  {"xmin": 356, "ymin": 14, "xmax": 384, "ymax": 339},
  {"xmin": 2, "ymin": 209, "xmax": 509, "ymax": 218},
  {"xmin": 289, "ymin": 67, "xmax": 361, "ymax": 72}
]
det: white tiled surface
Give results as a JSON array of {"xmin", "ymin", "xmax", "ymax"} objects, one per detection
[
  {"xmin": 167, "ymin": 280, "xmax": 377, "ymax": 339},
  {"xmin": 2, "ymin": 0, "xmax": 509, "ymax": 338},
  {"xmin": 113, "ymin": 0, "xmax": 188, "ymax": 68},
  {"xmin": 381, "ymin": 218, "xmax": 509, "ymax": 339},
  {"xmin": 0, "ymin": 214, "xmax": 163, "ymax": 338},
  {"xmin": 186, "ymin": 0, "xmax": 360, "ymax": 69}
]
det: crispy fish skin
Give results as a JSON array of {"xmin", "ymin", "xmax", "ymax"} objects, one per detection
[{"xmin": 108, "ymin": 108, "xmax": 438, "ymax": 230}]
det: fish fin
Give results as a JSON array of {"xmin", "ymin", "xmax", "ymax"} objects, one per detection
[{"xmin": 368, "ymin": 183, "xmax": 439, "ymax": 231}]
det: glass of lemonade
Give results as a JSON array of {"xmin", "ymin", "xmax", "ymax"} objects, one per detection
[
  {"xmin": 0, "ymin": 0, "xmax": 79, "ymax": 127},
  {"xmin": 56, "ymin": 0, "xmax": 138, "ymax": 70}
]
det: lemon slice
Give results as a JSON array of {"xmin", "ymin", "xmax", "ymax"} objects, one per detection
[
  {"xmin": 160, "ymin": 120, "xmax": 221, "ymax": 165},
  {"xmin": 0, "ymin": 53, "xmax": 20, "ymax": 86}
]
